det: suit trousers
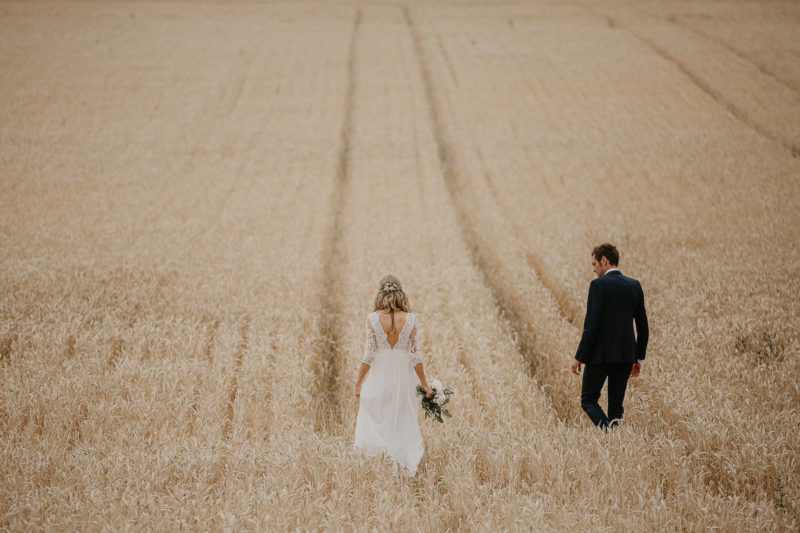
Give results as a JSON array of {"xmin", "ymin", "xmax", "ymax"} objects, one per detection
[{"xmin": 581, "ymin": 362, "xmax": 633, "ymax": 429}]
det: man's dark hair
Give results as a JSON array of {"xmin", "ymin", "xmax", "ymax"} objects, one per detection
[{"xmin": 592, "ymin": 243, "xmax": 619, "ymax": 266}]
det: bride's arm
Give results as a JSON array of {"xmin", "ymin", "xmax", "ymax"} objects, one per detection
[
  {"xmin": 410, "ymin": 325, "xmax": 432, "ymax": 397},
  {"xmin": 413, "ymin": 363, "xmax": 432, "ymax": 398},
  {"xmin": 354, "ymin": 363, "xmax": 370, "ymax": 398},
  {"xmin": 355, "ymin": 318, "xmax": 377, "ymax": 398}
]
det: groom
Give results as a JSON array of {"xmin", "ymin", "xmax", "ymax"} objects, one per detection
[{"xmin": 571, "ymin": 243, "xmax": 649, "ymax": 429}]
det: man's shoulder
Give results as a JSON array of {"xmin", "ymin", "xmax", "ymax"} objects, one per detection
[
  {"xmin": 620, "ymin": 273, "xmax": 641, "ymax": 285},
  {"xmin": 615, "ymin": 274, "xmax": 644, "ymax": 294},
  {"xmin": 599, "ymin": 272, "xmax": 642, "ymax": 288},
  {"xmin": 590, "ymin": 273, "xmax": 641, "ymax": 289}
]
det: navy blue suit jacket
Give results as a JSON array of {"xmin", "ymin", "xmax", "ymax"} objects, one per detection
[{"xmin": 575, "ymin": 270, "xmax": 649, "ymax": 365}]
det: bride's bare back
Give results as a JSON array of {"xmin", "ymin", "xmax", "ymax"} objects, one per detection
[{"xmin": 375, "ymin": 310, "xmax": 407, "ymax": 348}]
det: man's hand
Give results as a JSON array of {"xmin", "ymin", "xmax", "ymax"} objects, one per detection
[
  {"xmin": 571, "ymin": 359, "xmax": 582, "ymax": 375},
  {"xmin": 630, "ymin": 362, "xmax": 641, "ymax": 377}
]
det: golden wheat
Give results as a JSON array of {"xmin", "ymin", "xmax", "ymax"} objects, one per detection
[{"xmin": 1, "ymin": 0, "xmax": 798, "ymax": 530}]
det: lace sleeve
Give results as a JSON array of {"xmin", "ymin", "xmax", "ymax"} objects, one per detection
[
  {"xmin": 409, "ymin": 318, "xmax": 422, "ymax": 367},
  {"xmin": 363, "ymin": 318, "xmax": 377, "ymax": 365}
]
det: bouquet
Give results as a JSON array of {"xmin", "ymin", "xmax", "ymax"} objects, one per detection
[{"xmin": 416, "ymin": 379, "xmax": 454, "ymax": 423}]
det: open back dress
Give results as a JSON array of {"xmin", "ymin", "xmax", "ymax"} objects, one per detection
[{"xmin": 354, "ymin": 311, "xmax": 424, "ymax": 475}]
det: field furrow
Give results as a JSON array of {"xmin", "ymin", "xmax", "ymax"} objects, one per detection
[
  {"xmin": 1, "ymin": 0, "xmax": 798, "ymax": 530},
  {"xmin": 404, "ymin": 5, "xmax": 580, "ymax": 422},
  {"xmin": 310, "ymin": 8, "xmax": 363, "ymax": 435}
]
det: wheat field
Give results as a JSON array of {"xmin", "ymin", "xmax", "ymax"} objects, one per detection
[{"xmin": 1, "ymin": 0, "xmax": 798, "ymax": 530}]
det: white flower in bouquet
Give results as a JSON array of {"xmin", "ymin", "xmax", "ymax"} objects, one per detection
[
  {"xmin": 416, "ymin": 378, "xmax": 454, "ymax": 423},
  {"xmin": 429, "ymin": 379, "xmax": 445, "ymax": 405}
]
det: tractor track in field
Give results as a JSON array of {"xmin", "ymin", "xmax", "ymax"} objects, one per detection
[
  {"xmin": 404, "ymin": 5, "xmax": 578, "ymax": 422},
  {"xmin": 187, "ymin": 315, "xmax": 219, "ymax": 437},
  {"xmin": 628, "ymin": 30, "xmax": 800, "ymax": 159},
  {"xmin": 311, "ymin": 8, "xmax": 362, "ymax": 434},
  {"xmin": 66, "ymin": 403, "xmax": 89, "ymax": 451},
  {"xmin": 470, "ymin": 144, "xmax": 582, "ymax": 329},
  {"xmin": 662, "ymin": 14, "xmax": 800, "ymax": 96},
  {"xmin": 583, "ymin": 7, "xmax": 800, "ymax": 159},
  {"xmin": 221, "ymin": 316, "xmax": 249, "ymax": 441}
]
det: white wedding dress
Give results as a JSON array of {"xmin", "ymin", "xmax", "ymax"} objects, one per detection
[{"xmin": 354, "ymin": 312, "xmax": 424, "ymax": 475}]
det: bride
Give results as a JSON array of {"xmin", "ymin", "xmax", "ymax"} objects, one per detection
[{"xmin": 353, "ymin": 274, "xmax": 433, "ymax": 475}]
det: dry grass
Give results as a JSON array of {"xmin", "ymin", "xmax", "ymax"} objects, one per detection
[{"xmin": 1, "ymin": 0, "xmax": 798, "ymax": 530}]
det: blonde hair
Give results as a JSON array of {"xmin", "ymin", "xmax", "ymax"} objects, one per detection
[{"xmin": 373, "ymin": 274, "xmax": 410, "ymax": 334}]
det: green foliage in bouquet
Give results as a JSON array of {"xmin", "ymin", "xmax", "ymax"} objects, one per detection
[{"xmin": 416, "ymin": 381, "xmax": 454, "ymax": 423}]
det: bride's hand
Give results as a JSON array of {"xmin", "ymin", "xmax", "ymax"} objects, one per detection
[
  {"xmin": 424, "ymin": 385, "xmax": 433, "ymax": 398},
  {"xmin": 354, "ymin": 382, "xmax": 361, "ymax": 398}
]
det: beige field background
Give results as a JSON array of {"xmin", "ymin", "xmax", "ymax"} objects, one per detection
[{"xmin": 1, "ymin": 0, "xmax": 799, "ymax": 530}]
